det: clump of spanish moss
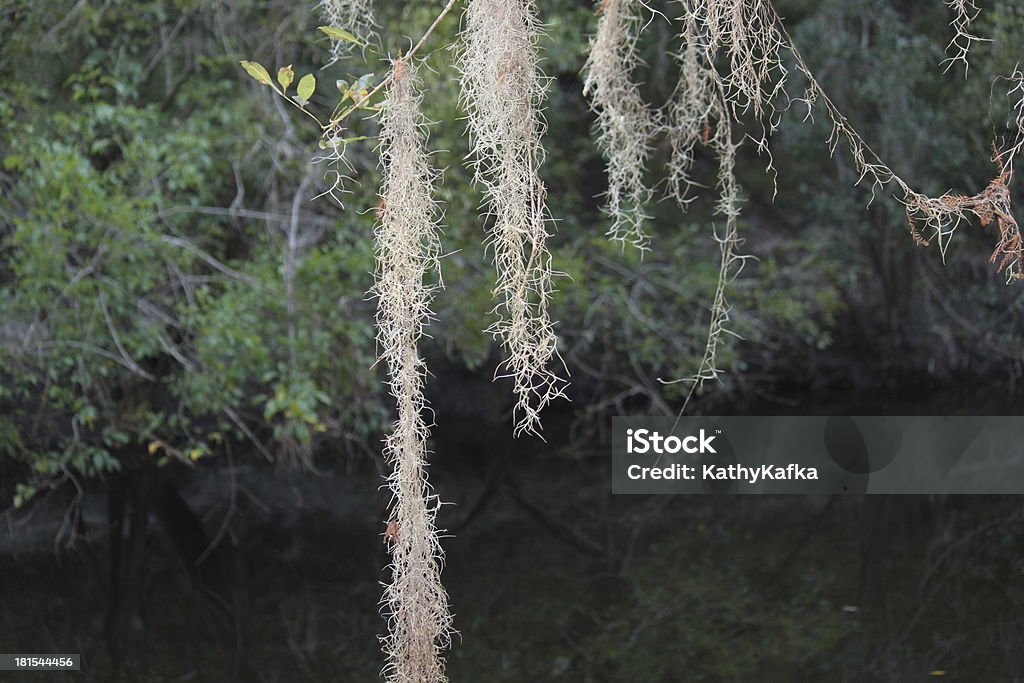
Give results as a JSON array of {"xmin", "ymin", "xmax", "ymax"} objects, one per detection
[
  {"xmin": 373, "ymin": 59, "xmax": 453, "ymax": 683},
  {"xmin": 685, "ymin": 80, "xmax": 748, "ymax": 401},
  {"xmin": 583, "ymin": 0, "xmax": 661, "ymax": 250},
  {"xmin": 458, "ymin": 0, "xmax": 568, "ymax": 437},
  {"xmin": 657, "ymin": 0, "xmax": 1024, "ymax": 398},
  {"xmin": 662, "ymin": 6, "xmax": 749, "ymax": 403},
  {"xmin": 667, "ymin": 2, "xmax": 717, "ymax": 204},
  {"xmin": 777, "ymin": 15, "xmax": 1024, "ymax": 280},
  {"xmin": 692, "ymin": 0, "xmax": 787, "ymax": 119}
]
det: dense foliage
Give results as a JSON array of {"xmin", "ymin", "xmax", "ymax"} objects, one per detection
[
  {"xmin": 1, "ymin": 0, "xmax": 1023, "ymax": 502},
  {"xmin": 4, "ymin": 2, "xmax": 1024, "ymax": 681}
]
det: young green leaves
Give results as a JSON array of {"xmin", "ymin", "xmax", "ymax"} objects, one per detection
[{"xmin": 239, "ymin": 60, "xmax": 318, "ymax": 110}]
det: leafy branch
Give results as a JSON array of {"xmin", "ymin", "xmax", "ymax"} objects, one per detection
[{"xmin": 240, "ymin": 0, "xmax": 460, "ymax": 143}]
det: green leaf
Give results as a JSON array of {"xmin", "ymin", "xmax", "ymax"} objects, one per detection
[
  {"xmin": 277, "ymin": 65, "xmax": 294, "ymax": 91},
  {"xmin": 318, "ymin": 25, "xmax": 364, "ymax": 46},
  {"xmin": 348, "ymin": 73, "xmax": 377, "ymax": 107},
  {"xmin": 354, "ymin": 73, "xmax": 375, "ymax": 93},
  {"xmin": 239, "ymin": 60, "xmax": 272, "ymax": 86},
  {"xmin": 13, "ymin": 483, "xmax": 37, "ymax": 509},
  {"xmin": 319, "ymin": 135, "xmax": 370, "ymax": 149},
  {"xmin": 296, "ymin": 74, "xmax": 316, "ymax": 105}
]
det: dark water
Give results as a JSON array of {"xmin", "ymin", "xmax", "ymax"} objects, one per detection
[
  {"xmin": 3, "ymin": 455, "xmax": 1024, "ymax": 681},
  {"xmin": 3, "ymin": 382, "xmax": 1024, "ymax": 682}
]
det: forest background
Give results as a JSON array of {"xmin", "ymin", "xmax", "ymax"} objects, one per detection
[{"xmin": 3, "ymin": 0, "xmax": 1024, "ymax": 680}]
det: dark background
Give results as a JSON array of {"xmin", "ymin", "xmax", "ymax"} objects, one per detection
[{"xmin": 2, "ymin": 0, "xmax": 1024, "ymax": 680}]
